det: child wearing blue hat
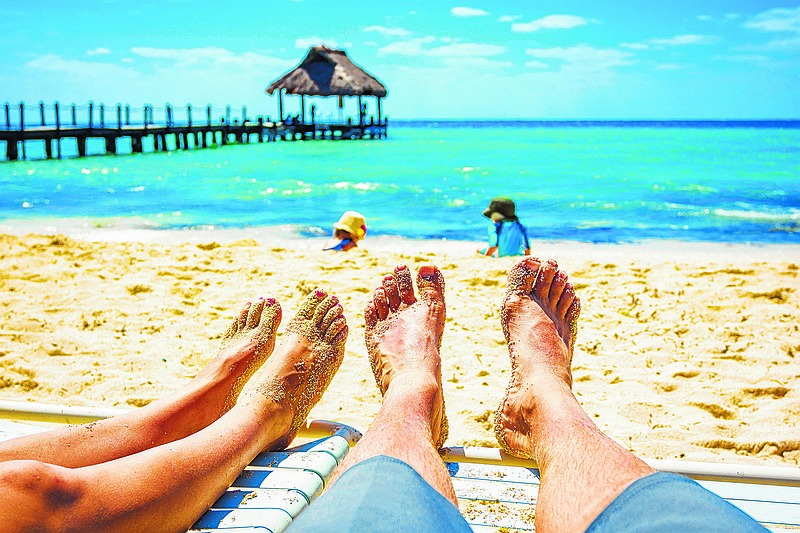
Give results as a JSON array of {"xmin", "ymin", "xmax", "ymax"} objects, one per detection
[{"xmin": 477, "ymin": 197, "xmax": 530, "ymax": 257}]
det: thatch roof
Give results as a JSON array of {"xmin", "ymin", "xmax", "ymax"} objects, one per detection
[{"xmin": 266, "ymin": 46, "xmax": 387, "ymax": 98}]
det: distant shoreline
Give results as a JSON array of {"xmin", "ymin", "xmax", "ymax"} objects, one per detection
[
  {"xmin": 390, "ymin": 119, "xmax": 800, "ymax": 128},
  {"xmin": 2, "ymin": 224, "xmax": 799, "ymax": 263}
]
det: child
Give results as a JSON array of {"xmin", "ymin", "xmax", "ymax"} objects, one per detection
[
  {"xmin": 323, "ymin": 211, "xmax": 367, "ymax": 252},
  {"xmin": 477, "ymin": 197, "xmax": 531, "ymax": 257}
]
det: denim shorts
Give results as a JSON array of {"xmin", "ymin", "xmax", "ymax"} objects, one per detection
[{"xmin": 286, "ymin": 455, "xmax": 767, "ymax": 532}]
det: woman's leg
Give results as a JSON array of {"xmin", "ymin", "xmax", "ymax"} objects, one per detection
[
  {"xmin": 0, "ymin": 289, "xmax": 348, "ymax": 533},
  {"xmin": 0, "ymin": 297, "xmax": 282, "ymax": 468}
]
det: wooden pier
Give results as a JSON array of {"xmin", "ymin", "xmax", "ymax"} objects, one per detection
[{"xmin": 0, "ymin": 102, "xmax": 388, "ymax": 162}]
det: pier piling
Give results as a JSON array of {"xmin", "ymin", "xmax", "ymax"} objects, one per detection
[{"xmin": 1, "ymin": 100, "xmax": 388, "ymax": 161}]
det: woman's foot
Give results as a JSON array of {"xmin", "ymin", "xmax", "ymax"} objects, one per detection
[
  {"xmin": 364, "ymin": 264, "xmax": 449, "ymax": 448},
  {"xmin": 244, "ymin": 289, "xmax": 348, "ymax": 450},
  {"xmin": 494, "ymin": 257, "xmax": 581, "ymax": 459}
]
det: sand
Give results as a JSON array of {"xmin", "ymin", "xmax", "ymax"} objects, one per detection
[{"xmin": 0, "ymin": 232, "xmax": 798, "ymax": 468}]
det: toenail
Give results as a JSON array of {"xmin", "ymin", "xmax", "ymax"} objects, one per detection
[
  {"xmin": 314, "ymin": 289, "xmax": 325, "ymax": 297},
  {"xmin": 266, "ymin": 298, "xmax": 276, "ymax": 305}
]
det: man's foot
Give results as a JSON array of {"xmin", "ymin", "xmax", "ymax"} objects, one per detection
[
  {"xmin": 198, "ymin": 297, "xmax": 282, "ymax": 416},
  {"xmin": 494, "ymin": 257, "xmax": 581, "ymax": 459},
  {"xmin": 247, "ymin": 289, "xmax": 348, "ymax": 449},
  {"xmin": 364, "ymin": 264, "xmax": 449, "ymax": 448}
]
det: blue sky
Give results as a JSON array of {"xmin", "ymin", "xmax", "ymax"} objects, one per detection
[{"xmin": 2, "ymin": 1, "xmax": 799, "ymax": 119}]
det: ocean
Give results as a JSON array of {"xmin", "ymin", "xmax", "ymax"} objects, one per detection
[{"xmin": 1, "ymin": 121, "xmax": 798, "ymax": 247}]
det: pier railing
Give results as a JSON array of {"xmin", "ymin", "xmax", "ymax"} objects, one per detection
[{"xmin": 0, "ymin": 101, "xmax": 388, "ymax": 161}]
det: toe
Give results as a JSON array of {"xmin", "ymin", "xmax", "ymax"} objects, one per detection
[
  {"xmin": 416, "ymin": 264, "xmax": 445, "ymax": 304},
  {"xmin": 236, "ymin": 301, "xmax": 252, "ymax": 331},
  {"xmin": 506, "ymin": 257, "xmax": 541, "ymax": 296},
  {"xmin": 364, "ymin": 300, "xmax": 378, "ymax": 329},
  {"xmin": 548, "ymin": 271, "xmax": 568, "ymax": 308},
  {"xmin": 295, "ymin": 289, "xmax": 328, "ymax": 320},
  {"xmin": 382, "ymin": 275, "xmax": 401, "ymax": 311},
  {"xmin": 320, "ymin": 303, "xmax": 344, "ymax": 332},
  {"xmin": 556, "ymin": 283, "xmax": 575, "ymax": 317},
  {"xmin": 313, "ymin": 295, "xmax": 339, "ymax": 327},
  {"xmin": 246, "ymin": 298, "xmax": 265, "ymax": 329},
  {"xmin": 323, "ymin": 316, "xmax": 348, "ymax": 345},
  {"xmin": 257, "ymin": 298, "xmax": 282, "ymax": 332},
  {"xmin": 567, "ymin": 297, "xmax": 581, "ymax": 324},
  {"xmin": 374, "ymin": 287, "xmax": 390, "ymax": 320},
  {"xmin": 393, "ymin": 265, "xmax": 417, "ymax": 306},
  {"xmin": 533, "ymin": 260, "xmax": 558, "ymax": 300}
]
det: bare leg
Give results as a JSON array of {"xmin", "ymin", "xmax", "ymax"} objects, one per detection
[
  {"xmin": 494, "ymin": 257, "xmax": 654, "ymax": 533},
  {"xmin": 0, "ymin": 298, "xmax": 282, "ymax": 468},
  {"xmin": 330, "ymin": 264, "xmax": 456, "ymax": 504},
  {"xmin": 0, "ymin": 290, "xmax": 347, "ymax": 533}
]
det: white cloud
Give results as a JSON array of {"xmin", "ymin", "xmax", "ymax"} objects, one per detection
[
  {"xmin": 512, "ymin": 14, "xmax": 591, "ymax": 32},
  {"xmin": 651, "ymin": 34, "xmax": 721, "ymax": 45},
  {"xmin": 428, "ymin": 43, "xmax": 506, "ymax": 57},
  {"xmin": 130, "ymin": 47, "xmax": 296, "ymax": 72},
  {"xmin": 363, "ymin": 25, "xmax": 410, "ymax": 37},
  {"xmin": 498, "ymin": 15, "xmax": 522, "ymax": 23},
  {"xmin": 744, "ymin": 6, "xmax": 800, "ymax": 32},
  {"xmin": 86, "ymin": 47, "xmax": 111, "ymax": 56},
  {"xmin": 378, "ymin": 37, "xmax": 436, "ymax": 56},
  {"xmin": 697, "ymin": 15, "xmax": 711, "ymax": 21},
  {"xmin": 725, "ymin": 13, "xmax": 740, "ymax": 20},
  {"xmin": 294, "ymin": 37, "xmax": 338, "ymax": 49},
  {"xmin": 378, "ymin": 37, "xmax": 504, "ymax": 58},
  {"xmin": 620, "ymin": 42, "xmax": 649, "ymax": 50},
  {"xmin": 451, "ymin": 7, "xmax": 489, "ymax": 17},
  {"xmin": 526, "ymin": 45, "xmax": 634, "ymax": 71},
  {"xmin": 26, "ymin": 54, "xmax": 140, "ymax": 81},
  {"xmin": 525, "ymin": 60, "xmax": 548, "ymax": 68},
  {"xmin": 121, "ymin": 58, "xmax": 134, "ymax": 63},
  {"xmin": 440, "ymin": 56, "xmax": 513, "ymax": 68},
  {"xmin": 713, "ymin": 54, "xmax": 771, "ymax": 63}
]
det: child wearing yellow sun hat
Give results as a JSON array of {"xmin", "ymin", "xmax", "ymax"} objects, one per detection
[{"xmin": 324, "ymin": 211, "xmax": 367, "ymax": 252}]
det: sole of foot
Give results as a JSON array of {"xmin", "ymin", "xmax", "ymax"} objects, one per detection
[
  {"xmin": 212, "ymin": 297, "xmax": 282, "ymax": 414},
  {"xmin": 364, "ymin": 264, "xmax": 450, "ymax": 448},
  {"xmin": 494, "ymin": 257, "xmax": 581, "ymax": 459},
  {"xmin": 250, "ymin": 289, "xmax": 348, "ymax": 450}
]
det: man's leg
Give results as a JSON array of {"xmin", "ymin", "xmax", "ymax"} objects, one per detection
[
  {"xmin": 333, "ymin": 264, "xmax": 452, "ymax": 498},
  {"xmin": 493, "ymin": 257, "xmax": 652, "ymax": 532},
  {"xmin": 0, "ymin": 297, "xmax": 283, "ymax": 468},
  {"xmin": 494, "ymin": 257, "xmax": 765, "ymax": 533},
  {"xmin": 288, "ymin": 265, "xmax": 469, "ymax": 533},
  {"xmin": 0, "ymin": 290, "xmax": 347, "ymax": 533}
]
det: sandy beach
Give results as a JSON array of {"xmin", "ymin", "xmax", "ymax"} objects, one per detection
[{"xmin": 0, "ymin": 232, "xmax": 798, "ymax": 468}]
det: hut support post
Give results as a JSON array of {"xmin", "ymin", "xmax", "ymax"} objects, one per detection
[
  {"xmin": 300, "ymin": 95, "xmax": 305, "ymax": 124},
  {"xmin": 377, "ymin": 97, "xmax": 382, "ymax": 124},
  {"xmin": 278, "ymin": 90, "xmax": 283, "ymax": 122},
  {"xmin": 358, "ymin": 96, "xmax": 363, "ymax": 125}
]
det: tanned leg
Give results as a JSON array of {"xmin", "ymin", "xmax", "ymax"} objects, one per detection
[
  {"xmin": 0, "ymin": 298, "xmax": 283, "ymax": 468},
  {"xmin": 0, "ymin": 290, "xmax": 347, "ymax": 533},
  {"xmin": 494, "ymin": 257, "xmax": 654, "ymax": 533},
  {"xmin": 330, "ymin": 264, "xmax": 456, "ymax": 504}
]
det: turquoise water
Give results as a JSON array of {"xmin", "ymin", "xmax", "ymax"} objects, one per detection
[{"xmin": 1, "ymin": 122, "xmax": 798, "ymax": 244}]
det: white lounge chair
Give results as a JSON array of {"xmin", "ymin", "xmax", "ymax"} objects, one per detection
[{"xmin": 2, "ymin": 401, "xmax": 799, "ymax": 532}]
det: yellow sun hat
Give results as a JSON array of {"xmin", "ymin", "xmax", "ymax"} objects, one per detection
[{"xmin": 333, "ymin": 211, "xmax": 367, "ymax": 242}]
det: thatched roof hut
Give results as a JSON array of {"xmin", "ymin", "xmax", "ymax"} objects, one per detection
[
  {"xmin": 267, "ymin": 46, "xmax": 387, "ymax": 97},
  {"xmin": 266, "ymin": 46, "xmax": 387, "ymax": 124}
]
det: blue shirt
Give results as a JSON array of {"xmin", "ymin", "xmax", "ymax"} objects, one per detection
[
  {"xmin": 488, "ymin": 221, "xmax": 529, "ymax": 257},
  {"xmin": 323, "ymin": 238, "xmax": 355, "ymax": 251}
]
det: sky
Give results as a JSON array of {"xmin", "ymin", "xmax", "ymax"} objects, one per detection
[{"xmin": 1, "ymin": 1, "xmax": 799, "ymax": 120}]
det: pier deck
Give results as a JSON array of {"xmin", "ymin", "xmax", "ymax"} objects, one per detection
[{"xmin": 0, "ymin": 102, "xmax": 387, "ymax": 161}]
